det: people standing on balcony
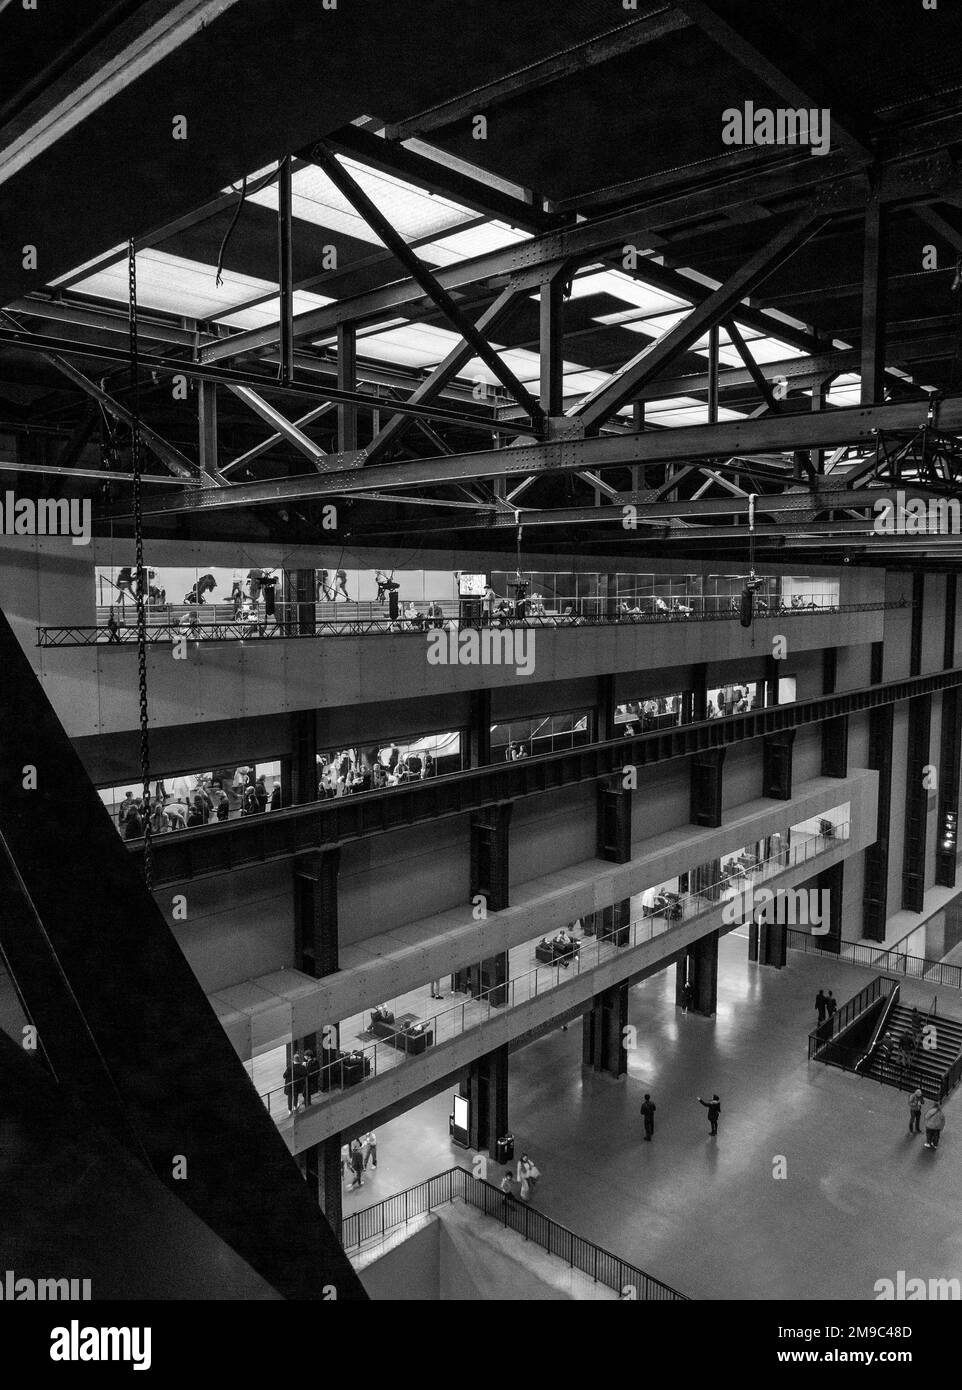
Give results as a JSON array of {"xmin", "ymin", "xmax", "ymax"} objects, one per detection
[
  {"xmin": 242, "ymin": 786, "xmax": 260, "ymax": 816},
  {"xmin": 640, "ymin": 1093, "xmax": 656, "ymax": 1141},
  {"xmin": 923, "ymin": 1101, "xmax": 946, "ymax": 1150},
  {"xmin": 254, "ymin": 775, "xmax": 269, "ymax": 814},
  {"xmin": 283, "ymin": 1052, "xmax": 300, "ymax": 1114},
  {"xmin": 815, "ymin": 989, "xmax": 828, "ymax": 1024},
  {"xmin": 230, "ymin": 573, "xmax": 244, "ymax": 618},
  {"xmin": 908, "ymin": 1088, "xmax": 925, "ymax": 1135},
  {"xmin": 334, "ymin": 568, "xmax": 350, "ymax": 601},
  {"xmin": 825, "ymin": 990, "xmax": 837, "ymax": 1020},
  {"xmin": 123, "ymin": 804, "xmax": 144, "ymax": 841},
  {"xmin": 698, "ymin": 1094, "xmax": 722, "ymax": 1136}
]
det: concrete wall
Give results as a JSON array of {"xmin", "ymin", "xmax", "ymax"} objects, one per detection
[{"xmin": 357, "ymin": 1218, "xmax": 440, "ymax": 1301}]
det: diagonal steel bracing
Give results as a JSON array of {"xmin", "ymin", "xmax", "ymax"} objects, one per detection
[
  {"xmin": 306, "ymin": 142, "xmax": 546, "ymax": 431},
  {"xmin": 571, "ymin": 210, "xmax": 831, "ymax": 432},
  {"xmin": 362, "ymin": 285, "xmax": 525, "ymax": 465}
]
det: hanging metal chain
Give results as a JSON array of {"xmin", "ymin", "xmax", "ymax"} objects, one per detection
[{"xmin": 128, "ymin": 239, "xmax": 153, "ymax": 890}]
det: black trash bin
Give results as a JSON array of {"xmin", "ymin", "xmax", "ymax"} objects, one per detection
[{"xmin": 495, "ymin": 1133, "xmax": 514, "ymax": 1164}]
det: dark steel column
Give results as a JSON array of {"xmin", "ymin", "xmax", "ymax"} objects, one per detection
[
  {"xmin": 468, "ymin": 687, "xmax": 492, "ymax": 768},
  {"xmin": 902, "ymin": 694, "xmax": 932, "ymax": 911},
  {"xmin": 707, "ymin": 324, "xmax": 720, "ymax": 423},
  {"xmin": 198, "ymin": 378, "xmax": 218, "ymax": 478},
  {"xmin": 597, "ymin": 774, "xmax": 632, "ymax": 862},
  {"xmin": 676, "ymin": 931, "xmax": 718, "ymax": 1016},
  {"xmin": 470, "ymin": 802, "xmax": 512, "ymax": 911},
  {"xmin": 910, "ymin": 573, "xmax": 925, "ymax": 676},
  {"xmin": 817, "ymin": 862, "xmax": 844, "ymax": 955},
  {"xmin": 539, "ymin": 270, "xmax": 565, "ymax": 416},
  {"xmin": 691, "ymin": 748, "xmax": 724, "ymax": 827},
  {"xmin": 936, "ymin": 687, "xmax": 961, "ymax": 887},
  {"xmin": 762, "ymin": 730, "xmax": 795, "ymax": 800},
  {"xmin": 582, "ymin": 980, "xmax": 629, "ymax": 1077},
  {"xmin": 863, "ymin": 705, "xmax": 894, "ymax": 940},
  {"xmin": 597, "ymin": 672, "xmax": 616, "ymax": 741},
  {"xmin": 337, "ymin": 322, "xmax": 357, "ymax": 452},
  {"xmin": 278, "ymin": 154, "xmax": 294, "ymax": 384},
  {"xmin": 291, "ymin": 708, "xmax": 318, "ymax": 805},
  {"xmin": 860, "ymin": 197, "xmax": 887, "ymax": 404},
  {"xmin": 303, "ymin": 1137, "xmax": 343, "ymax": 1236},
  {"xmin": 466, "ymin": 1045, "xmax": 509, "ymax": 1153},
  {"xmin": 690, "ymin": 662, "xmax": 708, "ymax": 722},
  {"xmin": 295, "ymin": 847, "xmax": 340, "ymax": 978}
]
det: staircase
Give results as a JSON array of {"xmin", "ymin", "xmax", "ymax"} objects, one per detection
[{"xmin": 862, "ymin": 1003, "xmax": 962, "ymax": 1100}]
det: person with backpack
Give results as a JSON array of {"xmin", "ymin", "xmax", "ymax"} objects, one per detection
[
  {"xmin": 698, "ymin": 1093, "xmax": 722, "ymax": 1136},
  {"xmin": 640, "ymin": 1093, "xmax": 656, "ymax": 1141}
]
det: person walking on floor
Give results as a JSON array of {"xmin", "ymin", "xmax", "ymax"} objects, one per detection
[
  {"xmin": 698, "ymin": 1093, "xmax": 721, "ymax": 1136},
  {"xmin": 362, "ymin": 1130, "xmax": 378, "ymax": 1169},
  {"xmin": 923, "ymin": 1101, "xmax": 946, "ymax": 1150},
  {"xmin": 640, "ymin": 1093, "xmax": 656, "ymax": 1141},
  {"xmin": 516, "ymin": 1153, "xmax": 540, "ymax": 1201},
  {"xmin": 347, "ymin": 1140, "xmax": 365, "ymax": 1189},
  {"xmin": 825, "ymin": 990, "xmax": 837, "ymax": 1020},
  {"xmin": 908, "ymin": 1088, "xmax": 924, "ymax": 1135},
  {"xmin": 815, "ymin": 989, "xmax": 828, "ymax": 1024}
]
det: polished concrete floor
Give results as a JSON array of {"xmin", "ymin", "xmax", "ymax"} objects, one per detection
[{"xmin": 342, "ymin": 934, "xmax": 962, "ymax": 1301}]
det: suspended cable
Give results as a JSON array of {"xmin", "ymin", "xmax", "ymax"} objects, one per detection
[{"xmin": 128, "ymin": 239, "xmax": 153, "ymax": 890}]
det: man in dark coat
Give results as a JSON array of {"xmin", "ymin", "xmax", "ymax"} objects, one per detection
[
  {"xmin": 815, "ymin": 988, "xmax": 828, "ymax": 1023},
  {"xmin": 640, "ymin": 1093, "xmax": 656, "ymax": 1141},
  {"xmin": 698, "ymin": 1094, "xmax": 722, "ymax": 1136}
]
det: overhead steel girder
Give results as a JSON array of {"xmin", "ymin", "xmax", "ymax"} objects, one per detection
[
  {"xmin": 196, "ymin": 144, "xmax": 962, "ymax": 367},
  {"xmin": 571, "ymin": 209, "xmax": 831, "ymax": 432},
  {"xmin": 132, "ymin": 664, "xmax": 948, "ymax": 883},
  {"xmin": 0, "ymin": 323, "xmax": 522, "ymax": 436},
  {"xmin": 0, "ymin": 311, "xmax": 198, "ymax": 481},
  {"xmin": 350, "ymin": 488, "xmax": 938, "ymax": 535},
  {"xmin": 307, "ymin": 143, "xmax": 545, "ymax": 430},
  {"xmin": 384, "ymin": 10, "xmax": 694, "ymax": 141},
  {"xmin": 196, "ymin": 162, "xmax": 856, "ymax": 364},
  {"xmin": 226, "ymin": 385, "xmax": 327, "ymax": 469},
  {"xmin": 102, "ymin": 394, "xmax": 962, "ymax": 520},
  {"xmin": 362, "ymin": 285, "xmax": 526, "ymax": 466}
]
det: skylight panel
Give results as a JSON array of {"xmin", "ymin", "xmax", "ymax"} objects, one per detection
[
  {"xmin": 418, "ymin": 220, "xmax": 530, "ymax": 267},
  {"xmin": 355, "ymin": 322, "xmax": 465, "ymax": 369},
  {"xmin": 248, "ymin": 157, "xmax": 476, "ymax": 245},
  {"xmin": 217, "ymin": 289, "xmax": 333, "ymax": 330},
  {"xmin": 70, "ymin": 249, "xmax": 278, "ymax": 319},
  {"xmin": 568, "ymin": 269, "xmax": 689, "ymax": 315}
]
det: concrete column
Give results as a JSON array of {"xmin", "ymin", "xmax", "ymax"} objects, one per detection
[
  {"xmin": 294, "ymin": 847, "xmax": 340, "ymax": 978},
  {"xmin": 582, "ymin": 979, "xmax": 629, "ymax": 1078},
  {"xmin": 675, "ymin": 930, "xmax": 718, "ymax": 1016}
]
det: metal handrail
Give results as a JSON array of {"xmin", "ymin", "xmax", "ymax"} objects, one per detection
[
  {"xmin": 263, "ymin": 824, "xmax": 849, "ymax": 1119},
  {"xmin": 35, "ymin": 598, "xmax": 898, "ymax": 647},
  {"xmin": 855, "ymin": 981, "xmax": 901, "ymax": 1072},
  {"xmin": 340, "ymin": 1165, "xmax": 689, "ymax": 1300},
  {"xmin": 787, "ymin": 928, "xmax": 962, "ymax": 992}
]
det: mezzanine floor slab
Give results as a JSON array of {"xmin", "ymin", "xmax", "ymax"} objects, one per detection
[{"xmin": 341, "ymin": 935, "xmax": 962, "ymax": 1301}]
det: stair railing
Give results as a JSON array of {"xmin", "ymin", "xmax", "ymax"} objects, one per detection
[{"xmin": 855, "ymin": 981, "xmax": 901, "ymax": 1072}]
